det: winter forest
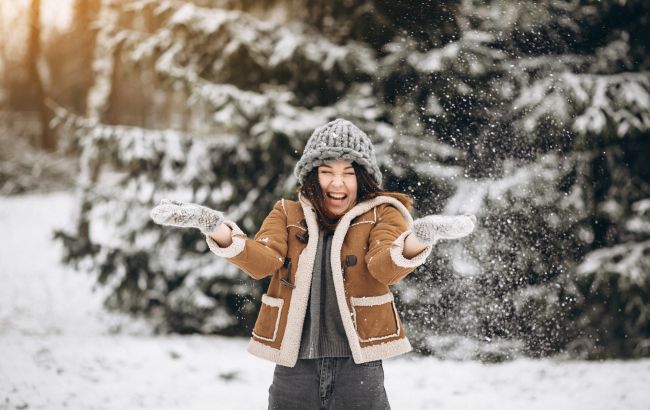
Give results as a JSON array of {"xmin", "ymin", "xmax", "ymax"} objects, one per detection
[{"xmin": 1, "ymin": 0, "xmax": 649, "ymax": 409}]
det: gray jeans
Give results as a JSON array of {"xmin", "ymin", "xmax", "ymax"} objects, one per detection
[{"xmin": 268, "ymin": 357, "xmax": 391, "ymax": 410}]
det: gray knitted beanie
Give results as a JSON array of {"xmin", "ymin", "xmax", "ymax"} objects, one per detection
[{"xmin": 294, "ymin": 118, "xmax": 382, "ymax": 186}]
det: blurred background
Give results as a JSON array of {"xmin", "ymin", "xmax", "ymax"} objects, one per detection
[{"xmin": 1, "ymin": 0, "xmax": 649, "ymax": 406}]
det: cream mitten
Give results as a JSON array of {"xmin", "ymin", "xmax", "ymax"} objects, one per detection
[
  {"xmin": 412, "ymin": 214, "xmax": 476, "ymax": 245},
  {"xmin": 150, "ymin": 199, "xmax": 224, "ymax": 235}
]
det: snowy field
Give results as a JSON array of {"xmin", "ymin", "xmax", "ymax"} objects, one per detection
[{"xmin": 1, "ymin": 191, "xmax": 649, "ymax": 410}]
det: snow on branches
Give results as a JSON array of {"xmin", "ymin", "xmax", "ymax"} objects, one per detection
[{"xmin": 514, "ymin": 71, "xmax": 650, "ymax": 138}]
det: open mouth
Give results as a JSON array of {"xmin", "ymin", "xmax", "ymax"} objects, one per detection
[{"xmin": 326, "ymin": 192, "xmax": 347, "ymax": 201}]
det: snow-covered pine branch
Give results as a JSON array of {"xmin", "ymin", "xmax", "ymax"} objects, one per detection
[
  {"xmin": 577, "ymin": 240, "xmax": 650, "ymax": 289},
  {"xmin": 108, "ymin": 1, "xmax": 377, "ymax": 112},
  {"xmin": 372, "ymin": 122, "xmax": 464, "ymax": 180},
  {"xmin": 402, "ymin": 30, "xmax": 509, "ymax": 78},
  {"xmin": 513, "ymin": 71, "xmax": 650, "ymax": 138}
]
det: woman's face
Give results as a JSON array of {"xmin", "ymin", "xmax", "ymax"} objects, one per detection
[{"xmin": 317, "ymin": 160, "xmax": 358, "ymax": 216}]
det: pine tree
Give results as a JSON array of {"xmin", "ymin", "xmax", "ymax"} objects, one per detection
[
  {"xmin": 53, "ymin": 0, "xmax": 444, "ymax": 334},
  {"xmin": 392, "ymin": 0, "xmax": 650, "ymax": 359}
]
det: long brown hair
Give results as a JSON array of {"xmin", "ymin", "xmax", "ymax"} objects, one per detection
[{"xmin": 298, "ymin": 162, "xmax": 413, "ymax": 233}]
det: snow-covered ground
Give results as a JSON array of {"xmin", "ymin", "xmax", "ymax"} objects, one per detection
[{"xmin": 1, "ymin": 191, "xmax": 649, "ymax": 410}]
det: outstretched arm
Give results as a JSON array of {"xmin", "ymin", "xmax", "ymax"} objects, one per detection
[
  {"xmin": 365, "ymin": 205, "xmax": 433, "ymax": 285},
  {"xmin": 402, "ymin": 232, "xmax": 429, "ymax": 259},
  {"xmin": 203, "ymin": 200, "xmax": 288, "ymax": 280},
  {"xmin": 150, "ymin": 199, "xmax": 288, "ymax": 280},
  {"xmin": 208, "ymin": 223, "xmax": 233, "ymax": 247},
  {"xmin": 365, "ymin": 207, "xmax": 477, "ymax": 285}
]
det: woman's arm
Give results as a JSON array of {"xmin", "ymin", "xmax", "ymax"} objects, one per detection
[
  {"xmin": 365, "ymin": 205, "xmax": 433, "ymax": 285},
  {"xmin": 151, "ymin": 198, "xmax": 288, "ymax": 280},
  {"xmin": 205, "ymin": 200, "xmax": 288, "ymax": 280},
  {"xmin": 402, "ymin": 233, "xmax": 429, "ymax": 259},
  {"xmin": 209, "ymin": 223, "xmax": 233, "ymax": 247}
]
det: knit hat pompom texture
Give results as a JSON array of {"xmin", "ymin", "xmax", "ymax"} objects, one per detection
[{"xmin": 294, "ymin": 118, "xmax": 382, "ymax": 186}]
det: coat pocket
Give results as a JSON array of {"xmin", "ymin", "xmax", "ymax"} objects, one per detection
[
  {"xmin": 350, "ymin": 292, "xmax": 400, "ymax": 343},
  {"xmin": 252, "ymin": 294, "xmax": 284, "ymax": 342}
]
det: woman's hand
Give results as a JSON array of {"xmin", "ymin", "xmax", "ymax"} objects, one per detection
[
  {"xmin": 411, "ymin": 214, "xmax": 476, "ymax": 246},
  {"xmin": 150, "ymin": 199, "xmax": 225, "ymax": 235}
]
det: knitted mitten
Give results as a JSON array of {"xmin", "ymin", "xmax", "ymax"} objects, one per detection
[
  {"xmin": 412, "ymin": 214, "xmax": 477, "ymax": 245},
  {"xmin": 150, "ymin": 199, "xmax": 224, "ymax": 235}
]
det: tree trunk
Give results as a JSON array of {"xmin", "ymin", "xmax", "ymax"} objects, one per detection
[
  {"xmin": 72, "ymin": 0, "xmax": 100, "ymax": 114},
  {"xmin": 26, "ymin": 0, "xmax": 56, "ymax": 151}
]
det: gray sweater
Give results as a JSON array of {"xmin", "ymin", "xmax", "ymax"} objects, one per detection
[{"xmin": 298, "ymin": 230, "xmax": 352, "ymax": 359}]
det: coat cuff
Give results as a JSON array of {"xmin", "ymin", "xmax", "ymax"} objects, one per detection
[
  {"xmin": 389, "ymin": 231, "xmax": 432, "ymax": 268},
  {"xmin": 205, "ymin": 220, "xmax": 246, "ymax": 259}
]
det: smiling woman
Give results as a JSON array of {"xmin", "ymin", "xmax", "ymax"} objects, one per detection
[{"xmin": 150, "ymin": 118, "xmax": 477, "ymax": 409}]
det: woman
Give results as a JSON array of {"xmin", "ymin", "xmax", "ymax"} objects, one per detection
[{"xmin": 150, "ymin": 118, "xmax": 476, "ymax": 409}]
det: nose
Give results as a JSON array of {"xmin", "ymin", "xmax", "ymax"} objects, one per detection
[{"xmin": 330, "ymin": 174, "xmax": 345, "ymax": 187}]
